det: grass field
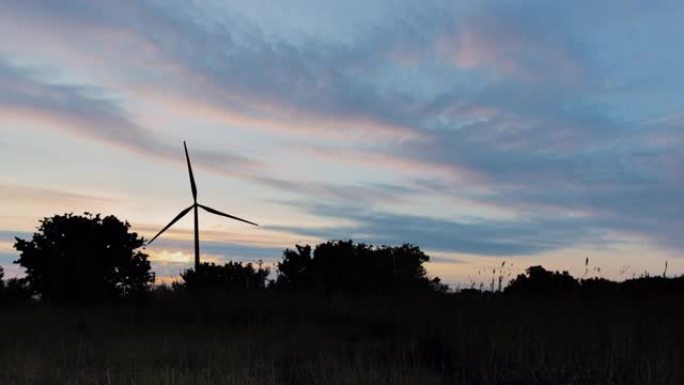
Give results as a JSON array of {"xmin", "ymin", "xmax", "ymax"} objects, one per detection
[{"xmin": 1, "ymin": 289, "xmax": 683, "ymax": 385}]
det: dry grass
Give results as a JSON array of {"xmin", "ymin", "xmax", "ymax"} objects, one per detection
[{"xmin": 1, "ymin": 291, "xmax": 683, "ymax": 385}]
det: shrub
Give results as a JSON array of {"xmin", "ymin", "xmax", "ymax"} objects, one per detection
[
  {"xmin": 179, "ymin": 261, "xmax": 270, "ymax": 293},
  {"xmin": 505, "ymin": 265, "xmax": 579, "ymax": 296}
]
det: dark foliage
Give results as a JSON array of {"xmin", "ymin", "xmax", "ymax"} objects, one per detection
[
  {"xmin": 275, "ymin": 240, "xmax": 445, "ymax": 294},
  {"xmin": 619, "ymin": 275, "xmax": 684, "ymax": 297},
  {"xmin": 13, "ymin": 213, "xmax": 153, "ymax": 303},
  {"xmin": 2, "ymin": 278, "xmax": 33, "ymax": 303},
  {"xmin": 504, "ymin": 265, "xmax": 684, "ymax": 299},
  {"xmin": 505, "ymin": 265, "xmax": 580, "ymax": 295},
  {"xmin": 0, "ymin": 267, "xmax": 33, "ymax": 305},
  {"xmin": 276, "ymin": 244, "xmax": 314, "ymax": 290},
  {"xmin": 178, "ymin": 261, "xmax": 270, "ymax": 293},
  {"xmin": 579, "ymin": 277, "xmax": 621, "ymax": 297}
]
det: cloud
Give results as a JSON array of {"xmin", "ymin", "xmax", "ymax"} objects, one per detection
[
  {"xmin": 0, "ymin": 57, "xmax": 260, "ymax": 176},
  {"xmin": 295, "ymin": 144, "xmax": 483, "ymax": 183},
  {"xmin": 3, "ymin": 0, "xmax": 684, "ymax": 259},
  {"xmin": 270, "ymin": 202, "xmax": 603, "ymax": 256},
  {"xmin": 434, "ymin": 2, "xmax": 585, "ymax": 80},
  {"xmin": 0, "ymin": 184, "xmax": 117, "ymax": 206},
  {"xmin": 177, "ymin": 0, "xmax": 684, "ymax": 255},
  {"xmin": 1, "ymin": 58, "xmax": 146, "ymax": 143},
  {"xmin": 254, "ymin": 176, "xmax": 417, "ymax": 206},
  {"xmin": 3, "ymin": 0, "xmax": 426, "ymax": 142}
]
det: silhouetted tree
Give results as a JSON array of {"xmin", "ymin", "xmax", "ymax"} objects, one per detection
[
  {"xmin": 275, "ymin": 240, "xmax": 445, "ymax": 294},
  {"xmin": 276, "ymin": 245, "xmax": 314, "ymax": 290},
  {"xmin": 179, "ymin": 261, "xmax": 270, "ymax": 293},
  {"xmin": 0, "ymin": 266, "xmax": 4, "ymax": 292},
  {"xmin": 505, "ymin": 265, "xmax": 579, "ymax": 296},
  {"xmin": 374, "ymin": 243, "xmax": 446, "ymax": 292},
  {"xmin": 13, "ymin": 213, "xmax": 153, "ymax": 302}
]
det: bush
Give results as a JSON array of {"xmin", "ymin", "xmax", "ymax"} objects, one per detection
[
  {"xmin": 505, "ymin": 265, "xmax": 579, "ymax": 296},
  {"xmin": 0, "ymin": 267, "xmax": 33, "ymax": 304},
  {"xmin": 3, "ymin": 278, "xmax": 33, "ymax": 302},
  {"xmin": 178, "ymin": 262, "xmax": 270, "ymax": 293}
]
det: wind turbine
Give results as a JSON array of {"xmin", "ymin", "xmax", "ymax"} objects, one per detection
[{"xmin": 147, "ymin": 141, "xmax": 258, "ymax": 271}]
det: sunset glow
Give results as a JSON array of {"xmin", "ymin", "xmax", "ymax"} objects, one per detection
[{"xmin": 2, "ymin": 1, "xmax": 683, "ymax": 285}]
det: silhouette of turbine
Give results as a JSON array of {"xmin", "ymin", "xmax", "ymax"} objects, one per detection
[{"xmin": 147, "ymin": 141, "xmax": 258, "ymax": 270}]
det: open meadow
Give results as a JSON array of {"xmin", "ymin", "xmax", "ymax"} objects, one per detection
[{"xmin": 2, "ymin": 289, "xmax": 683, "ymax": 385}]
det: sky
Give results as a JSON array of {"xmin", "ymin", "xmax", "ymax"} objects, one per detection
[{"xmin": 1, "ymin": 0, "xmax": 683, "ymax": 287}]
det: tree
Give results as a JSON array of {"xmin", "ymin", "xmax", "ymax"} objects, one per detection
[
  {"xmin": 178, "ymin": 261, "xmax": 270, "ymax": 293},
  {"xmin": 0, "ymin": 266, "xmax": 4, "ymax": 292},
  {"xmin": 275, "ymin": 240, "xmax": 445, "ymax": 294},
  {"xmin": 275, "ymin": 245, "xmax": 313, "ymax": 290},
  {"xmin": 14, "ymin": 213, "xmax": 153, "ymax": 302}
]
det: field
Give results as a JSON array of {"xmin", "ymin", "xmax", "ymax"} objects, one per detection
[{"xmin": 1, "ymin": 290, "xmax": 683, "ymax": 385}]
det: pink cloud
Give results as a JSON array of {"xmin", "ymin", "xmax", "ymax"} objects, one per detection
[
  {"xmin": 434, "ymin": 21, "xmax": 583, "ymax": 81},
  {"xmin": 145, "ymin": 90, "xmax": 421, "ymax": 142},
  {"xmin": 299, "ymin": 145, "xmax": 483, "ymax": 184},
  {"xmin": 3, "ymin": 2, "xmax": 429, "ymax": 148},
  {"xmin": 0, "ymin": 184, "xmax": 117, "ymax": 206},
  {"xmin": 0, "ymin": 102, "xmax": 261, "ymax": 178}
]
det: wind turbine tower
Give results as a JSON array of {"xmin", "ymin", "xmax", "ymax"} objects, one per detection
[{"xmin": 147, "ymin": 141, "xmax": 258, "ymax": 270}]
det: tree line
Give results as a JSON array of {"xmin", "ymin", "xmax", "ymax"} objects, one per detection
[
  {"xmin": 3, "ymin": 213, "xmax": 445, "ymax": 303},
  {"xmin": 2, "ymin": 212, "xmax": 683, "ymax": 304}
]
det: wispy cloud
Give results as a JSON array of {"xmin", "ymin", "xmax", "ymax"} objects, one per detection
[
  {"xmin": 2, "ymin": 0, "xmax": 684, "ymax": 264},
  {"xmin": 270, "ymin": 201, "xmax": 610, "ymax": 256},
  {"xmin": 0, "ymin": 57, "xmax": 260, "ymax": 175},
  {"xmin": 0, "ymin": 184, "xmax": 117, "ymax": 206}
]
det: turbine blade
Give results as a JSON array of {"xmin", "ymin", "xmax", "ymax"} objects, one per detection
[
  {"xmin": 184, "ymin": 141, "xmax": 198, "ymax": 202},
  {"xmin": 147, "ymin": 205, "xmax": 194, "ymax": 244},
  {"xmin": 198, "ymin": 204, "xmax": 258, "ymax": 226}
]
